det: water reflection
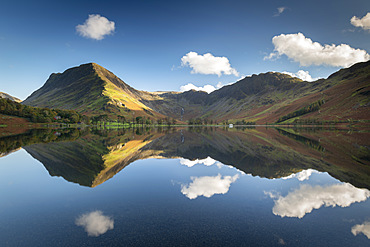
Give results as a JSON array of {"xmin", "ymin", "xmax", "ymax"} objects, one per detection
[
  {"xmin": 0, "ymin": 127, "xmax": 369, "ymax": 246},
  {"xmin": 266, "ymin": 183, "xmax": 370, "ymax": 218},
  {"xmin": 1, "ymin": 127, "xmax": 369, "ymax": 190},
  {"xmin": 352, "ymin": 221, "xmax": 370, "ymax": 239},
  {"xmin": 181, "ymin": 174, "xmax": 240, "ymax": 199},
  {"xmin": 281, "ymin": 169, "xmax": 319, "ymax": 181},
  {"xmin": 75, "ymin": 210, "xmax": 114, "ymax": 237},
  {"xmin": 179, "ymin": 156, "xmax": 220, "ymax": 168}
]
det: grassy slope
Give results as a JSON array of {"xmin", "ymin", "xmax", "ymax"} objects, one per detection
[{"xmin": 93, "ymin": 63, "xmax": 167, "ymax": 120}]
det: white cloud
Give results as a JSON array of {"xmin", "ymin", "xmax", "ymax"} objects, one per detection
[
  {"xmin": 181, "ymin": 52, "xmax": 239, "ymax": 77},
  {"xmin": 351, "ymin": 12, "xmax": 370, "ymax": 31},
  {"xmin": 265, "ymin": 33, "xmax": 370, "ymax": 67},
  {"xmin": 266, "ymin": 183, "xmax": 370, "ymax": 218},
  {"xmin": 274, "ymin": 7, "xmax": 287, "ymax": 17},
  {"xmin": 179, "ymin": 80, "xmax": 235, "ymax": 94},
  {"xmin": 281, "ymin": 169, "xmax": 320, "ymax": 181},
  {"xmin": 352, "ymin": 221, "xmax": 370, "ymax": 239},
  {"xmin": 180, "ymin": 83, "xmax": 217, "ymax": 94},
  {"xmin": 181, "ymin": 174, "xmax": 239, "ymax": 199},
  {"xmin": 76, "ymin": 210, "xmax": 114, "ymax": 237},
  {"xmin": 281, "ymin": 70, "xmax": 320, "ymax": 82},
  {"xmin": 216, "ymin": 81, "xmax": 224, "ymax": 88},
  {"xmin": 76, "ymin": 14, "xmax": 115, "ymax": 40},
  {"xmin": 216, "ymin": 79, "xmax": 238, "ymax": 89},
  {"xmin": 179, "ymin": 157, "xmax": 217, "ymax": 167}
]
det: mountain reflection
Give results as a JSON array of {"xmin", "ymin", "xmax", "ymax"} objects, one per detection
[{"xmin": 0, "ymin": 127, "xmax": 369, "ymax": 190}]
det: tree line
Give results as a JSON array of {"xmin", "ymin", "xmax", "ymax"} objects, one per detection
[
  {"xmin": 88, "ymin": 114, "xmax": 177, "ymax": 126},
  {"xmin": 187, "ymin": 118, "xmax": 215, "ymax": 125},
  {"xmin": 276, "ymin": 100, "xmax": 325, "ymax": 123},
  {"xmin": 0, "ymin": 98, "xmax": 81, "ymax": 123}
]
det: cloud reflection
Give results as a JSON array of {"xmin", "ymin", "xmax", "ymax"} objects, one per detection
[
  {"xmin": 281, "ymin": 169, "xmax": 319, "ymax": 181},
  {"xmin": 352, "ymin": 221, "xmax": 370, "ymax": 239},
  {"xmin": 181, "ymin": 174, "xmax": 239, "ymax": 199},
  {"xmin": 266, "ymin": 183, "xmax": 370, "ymax": 218},
  {"xmin": 76, "ymin": 210, "xmax": 114, "ymax": 237},
  {"xmin": 179, "ymin": 157, "xmax": 218, "ymax": 167}
]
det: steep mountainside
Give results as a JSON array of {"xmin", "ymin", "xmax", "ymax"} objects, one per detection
[
  {"xmin": 23, "ymin": 61, "xmax": 370, "ymax": 123},
  {"xmin": 0, "ymin": 92, "xmax": 21, "ymax": 103},
  {"xmin": 23, "ymin": 63, "xmax": 166, "ymax": 120}
]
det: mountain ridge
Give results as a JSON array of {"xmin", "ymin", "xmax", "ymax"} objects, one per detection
[{"xmin": 22, "ymin": 60, "xmax": 370, "ymax": 124}]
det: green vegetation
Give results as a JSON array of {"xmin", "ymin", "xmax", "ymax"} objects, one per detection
[
  {"xmin": 234, "ymin": 120, "xmax": 256, "ymax": 125},
  {"xmin": 0, "ymin": 98, "xmax": 81, "ymax": 123},
  {"xmin": 88, "ymin": 113, "xmax": 177, "ymax": 127},
  {"xmin": 187, "ymin": 118, "xmax": 214, "ymax": 125},
  {"xmin": 276, "ymin": 100, "xmax": 325, "ymax": 123}
]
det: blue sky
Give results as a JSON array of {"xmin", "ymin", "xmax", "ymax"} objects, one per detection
[{"xmin": 0, "ymin": 0, "xmax": 369, "ymax": 100}]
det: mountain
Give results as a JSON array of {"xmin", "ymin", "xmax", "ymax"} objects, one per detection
[
  {"xmin": 23, "ymin": 61, "xmax": 370, "ymax": 124},
  {"xmin": 145, "ymin": 72, "xmax": 307, "ymax": 121},
  {"xmin": 23, "ymin": 63, "xmax": 167, "ymax": 120},
  {"xmin": 147, "ymin": 61, "xmax": 370, "ymax": 123},
  {"xmin": 0, "ymin": 92, "xmax": 21, "ymax": 103}
]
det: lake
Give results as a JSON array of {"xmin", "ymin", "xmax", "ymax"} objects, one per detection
[{"xmin": 0, "ymin": 127, "xmax": 369, "ymax": 246}]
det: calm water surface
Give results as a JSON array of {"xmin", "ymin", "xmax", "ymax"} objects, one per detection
[{"xmin": 0, "ymin": 127, "xmax": 369, "ymax": 246}]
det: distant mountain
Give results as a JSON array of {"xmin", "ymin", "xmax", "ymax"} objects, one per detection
[
  {"xmin": 0, "ymin": 92, "xmax": 21, "ymax": 103},
  {"xmin": 23, "ymin": 61, "xmax": 370, "ymax": 123}
]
